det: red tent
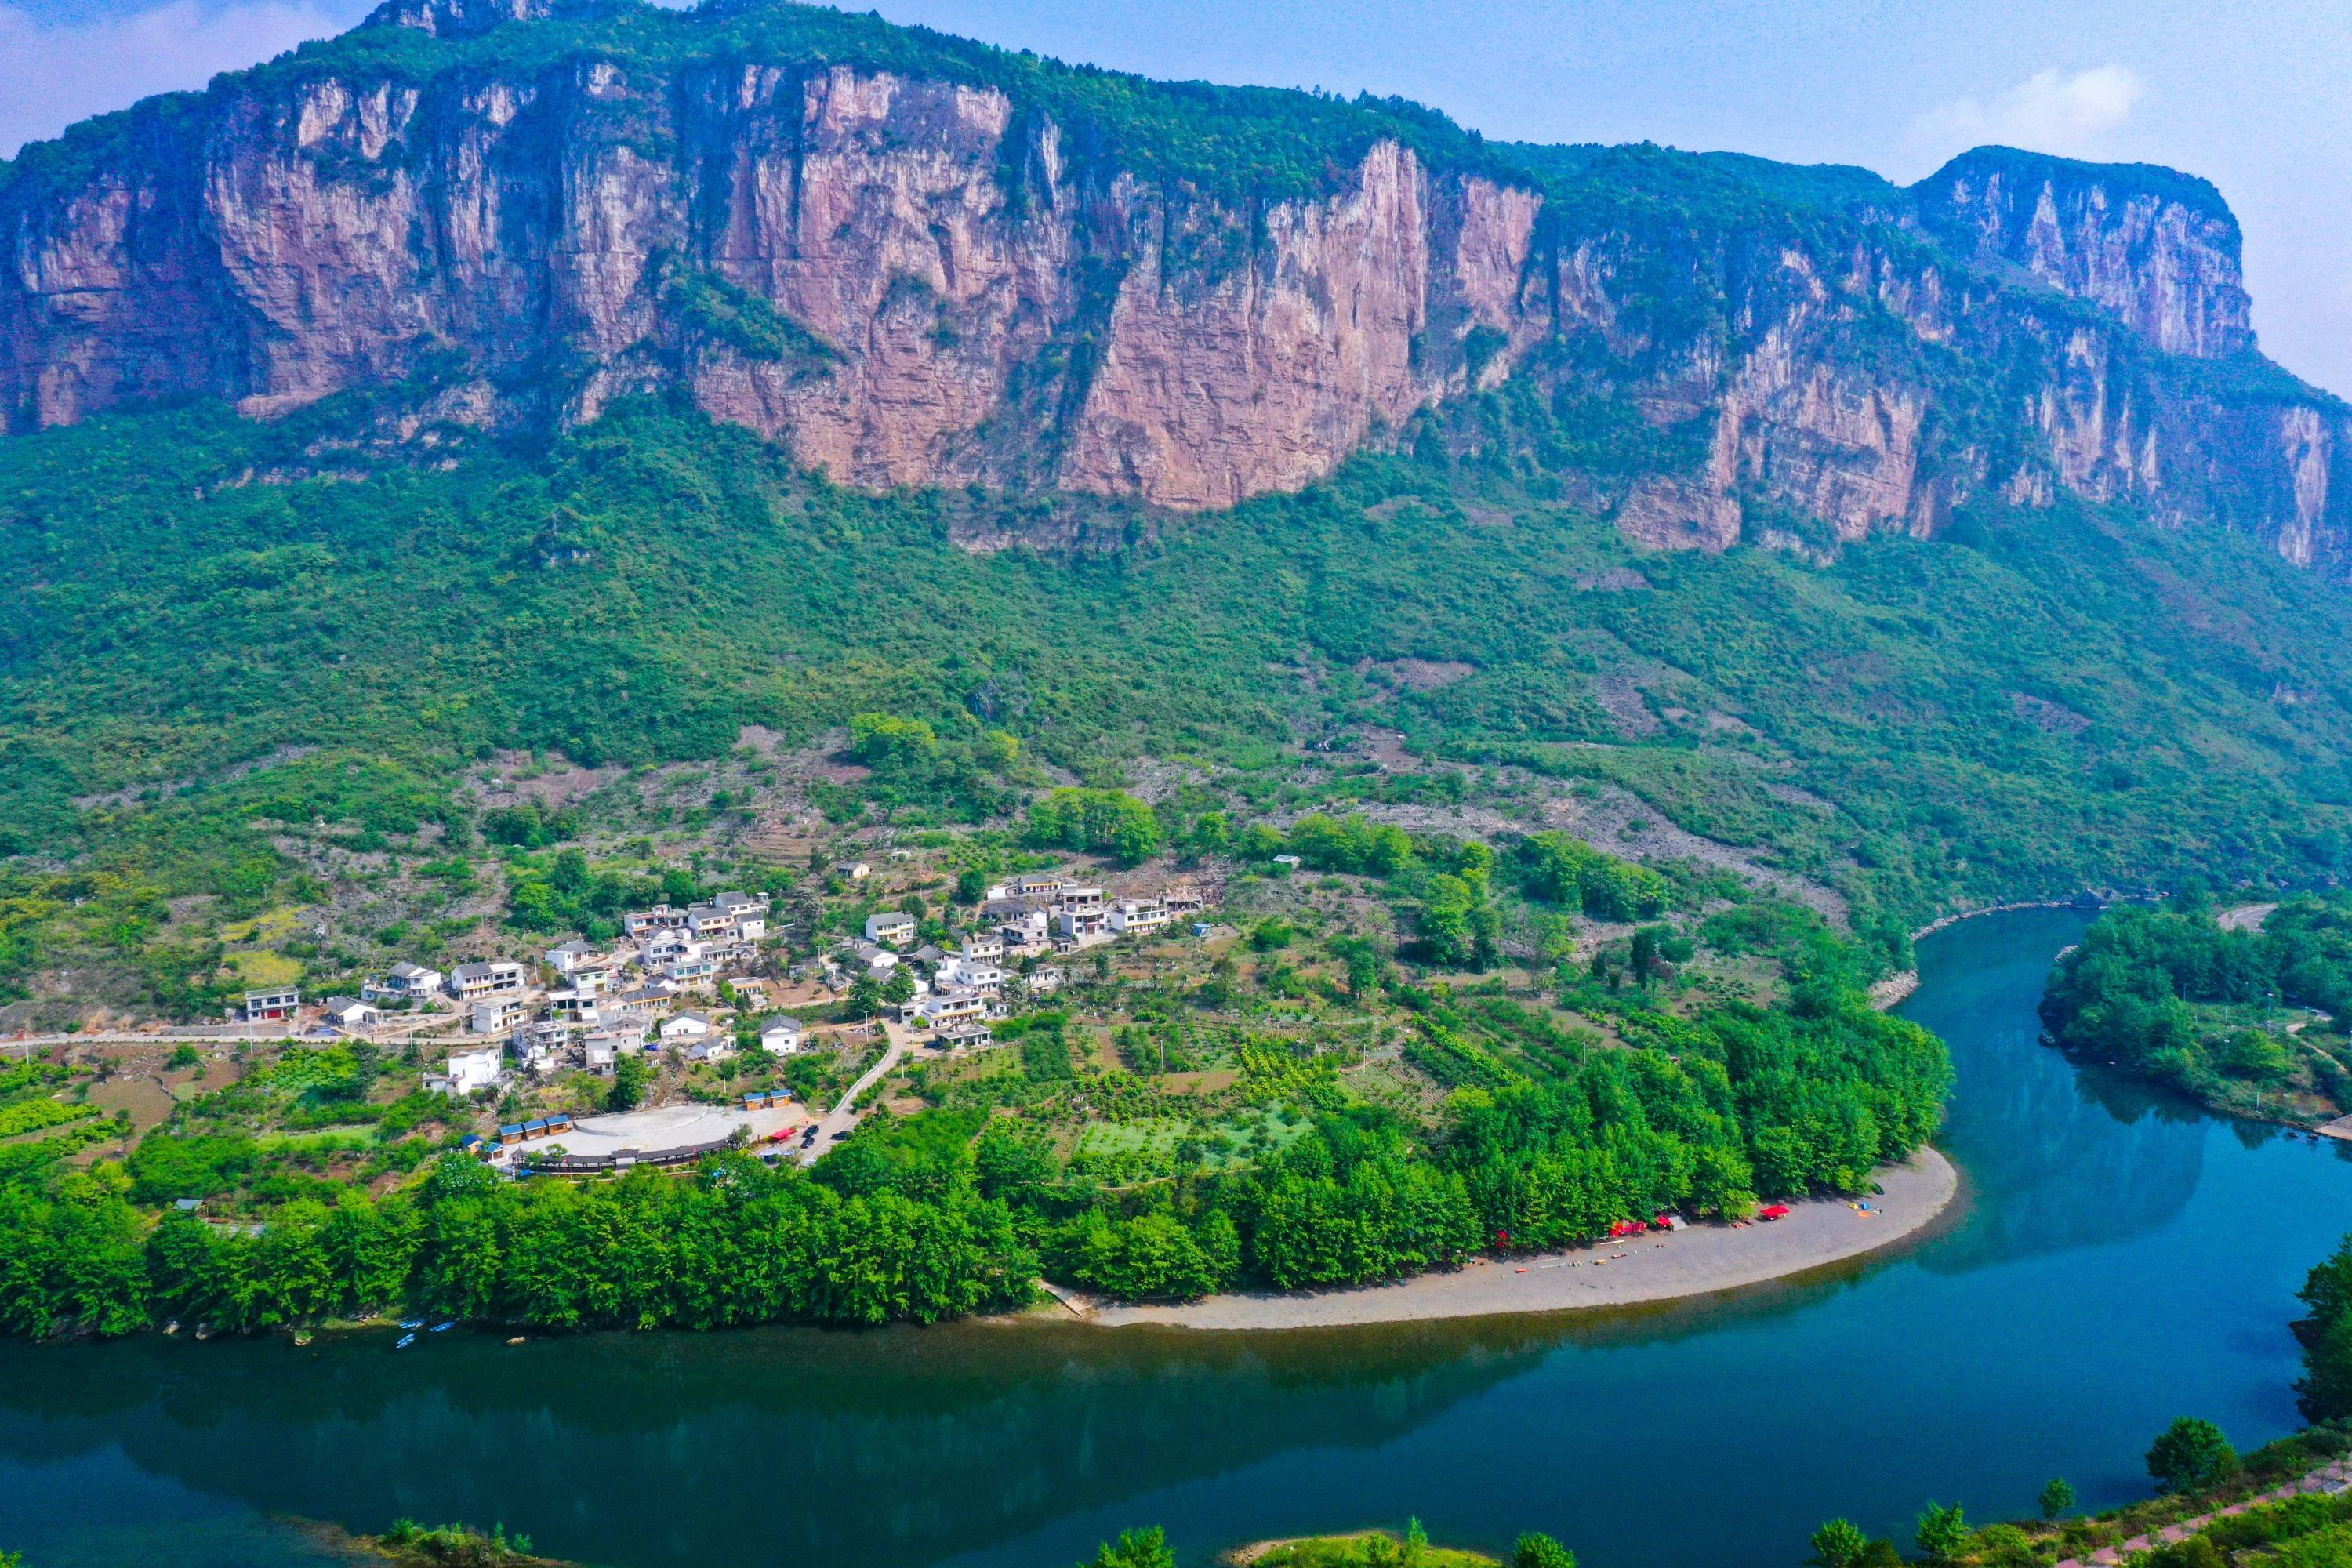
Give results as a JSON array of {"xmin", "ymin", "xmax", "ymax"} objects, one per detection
[
  {"xmin": 1608, "ymin": 1219, "xmax": 1646, "ymax": 1238},
  {"xmin": 1757, "ymin": 1204, "xmax": 1791, "ymax": 1221}
]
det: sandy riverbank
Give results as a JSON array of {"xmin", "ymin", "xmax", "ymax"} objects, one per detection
[
  {"xmin": 1910, "ymin": 898, "xmax": 2107, "ymax": 942},
  {"xmin": 1082, "ymin": 1147, "xmax": 1958, "ymax": 1331}
]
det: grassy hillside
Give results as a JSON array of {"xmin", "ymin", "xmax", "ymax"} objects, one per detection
[{"xmin": 6, "ymin": 383, "xmax": 2352, "ymax": 1010}]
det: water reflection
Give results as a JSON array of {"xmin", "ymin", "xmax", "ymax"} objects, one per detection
[{"xmin": 0, "ymin": 1320, "xmax": 1564, "ymax": 1568}]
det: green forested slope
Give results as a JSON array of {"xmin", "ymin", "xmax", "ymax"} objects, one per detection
[{"xmin": 8, "ymin": 385, "xmax": 2352, "ymax": 1009}]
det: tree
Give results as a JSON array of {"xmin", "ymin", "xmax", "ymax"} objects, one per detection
[
  {"xmin": 2141, "ymin": 1538, "xmax": 2225, "ymax": 1568},
  {"xmin": 1808, "ymin": 1518, "xmax": 1870, "ymax": 1568},
  {"xmin": 1078, "ymin": 1526, "xmax": 1176, "ymax": 1568},
  {"xmin": 1915, "ymin": 1502, "xmax": 1970, "ymax": 1562},
  {"xmin": 1629, "ymin": 926, "xmax": 1662, "ymax": 984},
  {"xmin": 609, "ymin": 1053, "xmax": 652, "ymax": 1111},
  {"xmin": 2147, "ymin": 1417, "xmax": 2238, "ymax": 1494},
  {"xmin": 1025, "ymin": 789, "xmax": 1161, "ymax": 864},
  {"xmin": 2301, "ymin": 1234, "xmax": 2352, "ymax": 1327},
  {"xmin": 2300, "ymin": 1307, "xmax": 2352, "ymax": 1421},
  {"xmin": 1511, "ymin": 1534, "xmax": 1577, "ymax": 1568},
  {"xmin": 848, "ymin": 713, "xmax": 940, "ymax": 774},
  {"xmin": 847, "ymin": 974, "xmax": 884, "ymax": 1018},
  {"xmin": 2039, "ymin": 1477, "xmax": 2076, "ymax": 1519}
]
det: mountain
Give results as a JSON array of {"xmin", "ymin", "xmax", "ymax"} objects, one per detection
[
  {"xmin": 7, "ymin": 0, "xmax": 2352, "ymax": 1017},
  {"xmin": 2, "ymin": 0, "xmax": 2346, "ymax": 559}
]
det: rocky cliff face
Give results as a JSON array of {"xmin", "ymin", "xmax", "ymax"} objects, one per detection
[
  {"xmin": 1915, "ymin": 147, "xmax": 2253, "ymax": 359},
  {"xmin": 2, "ymin": 0, "xmax": 2347, "ymax": 570}
]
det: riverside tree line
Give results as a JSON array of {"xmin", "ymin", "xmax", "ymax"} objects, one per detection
[
  {"xmin": 0, "ymin": 986, "xmax": 1946, "ymax": 1337},
  {"xmin": 2040, "ymin": 895, "xmax": 2352, "ymax": 1116}
]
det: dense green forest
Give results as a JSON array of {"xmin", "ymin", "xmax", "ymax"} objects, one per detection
[
  {"xmin": 2039, "ymin": 898, "xmax": 2352, "ymax": 1120},
  {"xmin": 10, "ymin": 389, "xmax": 2352, "ymax": 1011}
]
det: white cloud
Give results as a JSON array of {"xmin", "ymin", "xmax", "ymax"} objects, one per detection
[
  {"xmin": 1903, "ymin": 64, "xmax": 2147, "ymax": 171},
  {"xmin": 0, "ymin": 0, "xmax": 358, "ymax": 160}
]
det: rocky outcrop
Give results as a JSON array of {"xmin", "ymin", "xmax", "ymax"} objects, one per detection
[
  {"xmin": 1, "ymin": 0, "xmax": 2348, "ymax": 573},
  {"xmin": 1915, "ymin": 147, "xmax": 2253, "ymax": 359},
  {"xmin": 0, "ymin": 44, "xmax": 1538, "ymax": 510}
]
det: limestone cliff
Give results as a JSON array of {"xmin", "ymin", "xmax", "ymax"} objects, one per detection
[{"xmin": 1, "ymin": 0, "xmax": 2347, "ymax": 571}]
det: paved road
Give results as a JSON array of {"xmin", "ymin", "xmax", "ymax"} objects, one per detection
[
  {"xmin": 7, "ymin": 1027, "xmax": 295, "ymax": 1059},
  {"xmin": 795, "ymin": 1019, "xmax": 917, "ymax": 1164}
]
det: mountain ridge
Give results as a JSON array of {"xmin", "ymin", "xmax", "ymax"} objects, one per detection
[{"xmin": 2, "ymin": 0, "xmax": 2347, "ymax": 569}]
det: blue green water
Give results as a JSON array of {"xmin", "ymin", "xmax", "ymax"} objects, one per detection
[{"xmin": 5, "ymin": 907, "xmax": 2350, "ymax": 1568}]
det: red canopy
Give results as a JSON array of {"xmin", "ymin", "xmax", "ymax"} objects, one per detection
[{"xmin": 1758, "ymin": 1204, "xmax": 1791, "ymax": 1220}]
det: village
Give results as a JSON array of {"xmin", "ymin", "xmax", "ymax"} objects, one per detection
[{"xmin": 212, "ymin": 862, "xmax": 1210, "ymax": 1174}]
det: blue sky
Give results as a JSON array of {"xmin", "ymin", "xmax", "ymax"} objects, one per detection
[{"xmin": 5, "ymin": 0, "xmax": 2350, "ymax": 394}]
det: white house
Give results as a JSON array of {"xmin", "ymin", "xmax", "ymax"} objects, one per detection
[
  {"xmin": 545, "ymin": 938, "xmax": 597, "ymax": 973},
  {"xmin": 1108, "ymin": 898, "xmax": 1171, "ymax": 936},
  {"xmin": 687, "ymin": 1038, "xmax": 737, "ymax": 1065},
  {"xmin": 241, "ymin": 987, "xmax": 300, "ymax": 1022},
  {"xmin": 1052, "ymin": 908, "xmax": 1108, "ymax": 942},
  {"xmin": 986, "ymin": 872, "xmax": 1065, "ymax": 901},
  {"xmin": 713, "ymin": 891, "xmax": 769, "ymax": 941},
  {"xmin": 865, "ymin": 911, "xmax": 918, "ymax": 948},
  {"xmin": 623, "ymin": 904, "xmax": 691, "ymax": 938},
  {"xmin": 546, "ymin": 989, "xmax": 601, "ymax": 1024},
  {"xmin": 320, "ymin": 996, "xmax": 380, "ymax": 1029},
  {"xmin": 1029, "ymin": 964, "xmax": 1066, "ymax": 994},
  {"xmin": 991, "ymin": 906, "xmax": 1051, "ymax": 949},
  {"xmin": 833, "ymin": 860, "xmax": 871, "ymax": 881},
  {"xmin": 913, "ymin": 989, "xmax": 988, "ymax": 1027},
  {"xmin": 583, "ymin": 1033, "xmax": 625, "ymax": 1074},
  {"xmin": 470, "ymin": 996, "xmax": 524, "ymax": 1035},
  {"xmin": 850, "ymin": 942, "xmax": 899, "ymax": 978},
  {"xmin": 363, "ymin": 961, "xmax": 443, "ymax": 1004},
  {"xmin": 759, "ymin": 1018, "xmax": 806, "ymax": 1054},
  {"xmin": 665, "ymin": 953, "xmax": 719, "ymax": 987},
  {"xmin": 637, "ymin": 927, "xmax": 695, "ymax": 964},
  {"xmin": 959, "ymin": 933, "xmax": 1004, "ymax": 963},
  {"xmin": 936, "ymin": 958, "xmax": 1006, "ymax": 996},
  {"xmin": 687, "ymin": 903, "xmax": 740, "ymax": 942},
  {"xmin": 434, "ymin": 1044, "xmax": 503, "ymax": 1096},
  {"xmin": 659, "ymin": 1012, "xmax": 713, "ymax": 1041},
  {"xmin": 448, "ymin": 960, "xmax": 525, "ymax": 1000}
]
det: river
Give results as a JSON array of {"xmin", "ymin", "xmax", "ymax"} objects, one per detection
[{"xmin": 5, "ymin": 907, "xmax": 2350, "ymax": 1568}]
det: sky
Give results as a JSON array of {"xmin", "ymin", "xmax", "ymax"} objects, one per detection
[{"xmin": 4, "ymin": 0, "xmax": 2350, "ymax": 394}]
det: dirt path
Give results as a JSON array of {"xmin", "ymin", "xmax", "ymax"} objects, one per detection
[
  {"xmin": 794, "ymin": 1022, "xmax": 913, "ymax": 1165},
  {"xmin": 1081, "ymin": 1149, "xmax": 1956, "ymax": 1331},
  {"xmin": 2063, "ymin": 1455, "xmax": 2352, "ymax": 1566}
]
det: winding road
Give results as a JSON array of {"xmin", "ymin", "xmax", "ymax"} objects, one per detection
[{"xmin": 795, "ymin": 1018, "xmax": 917, "ymax": 1163}]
